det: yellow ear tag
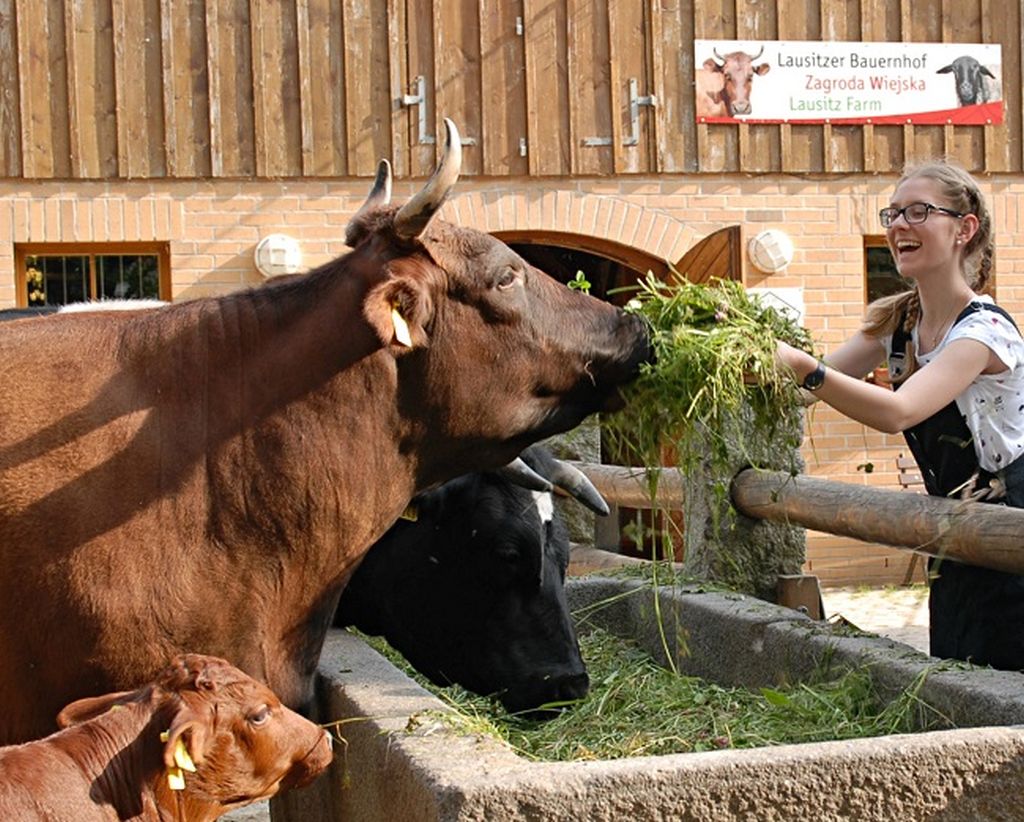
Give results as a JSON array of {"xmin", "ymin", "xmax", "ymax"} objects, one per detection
[
  {"xmin": 173, "ymin": 738, "xmax": 197, "ymax": 773},
  {"xmin": 391, "ymin": 306, "xmax": 412, "ymax": 347},
  {"xmin": 167, "ymin": 766, "xmax": 186, "ymax": 791}
]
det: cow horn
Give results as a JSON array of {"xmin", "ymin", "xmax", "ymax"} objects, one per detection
[
  {"xmin": 712, "ymin": 47, "xmax": 726, "ymax": 64},
  {"xmin": 352, "ymin": 159, "xmax": 393, "ymax": 221},
  {"xmin": 750, "ymin": 45, "xmax": 764, "ymax": 60},
  {"xmin": 542, "ymin": 459, "xmax": 610, "ymax": 516},
  {"xmin": 393, "ymin": 117, "xmax": 462, "ymax": 239},
  {"xmin": 499, "ymin": 458, "xmax": 554, "ymax": 493}
]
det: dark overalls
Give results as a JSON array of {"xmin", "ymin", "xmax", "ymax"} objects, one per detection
[{"xmin": 890, "ymin": 302, "xmax": 1024, "ymax": 670}]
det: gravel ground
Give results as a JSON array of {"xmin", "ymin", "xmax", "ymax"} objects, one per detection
[
  {"xmin": 821, "ymin": 584, "xmax": 930, "ymax": 653},
  {"xmin": 222, "ymin": 802, "xmax": 270, "ymax": 822}
]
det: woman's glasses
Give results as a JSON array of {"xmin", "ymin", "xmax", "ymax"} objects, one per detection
[{"xmin": 879, "ymin": 202, "xmax": 966, "ymax": 228}]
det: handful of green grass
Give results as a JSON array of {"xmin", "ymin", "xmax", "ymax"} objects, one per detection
[{"xmin": 604, "ymin": 273, "xmax": 816, "ymax": 475}]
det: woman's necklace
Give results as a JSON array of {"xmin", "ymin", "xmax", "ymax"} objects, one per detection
[{"xmin": 923, "ymin": 299, "xmax": 964, "ymax": 350}]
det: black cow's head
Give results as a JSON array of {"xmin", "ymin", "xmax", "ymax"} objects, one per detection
[
  {"xmin": 704, "ymin": 47, "xmax": 770, "ymax": 116},
  {"xmin": 341, "ymin": 120, "xmax": 651, "ymax": 488},
  {"xmin": 335, "ymin": 445, "xmax": 596, "ymax": 715},
  {"xmin": 937, "ymin": 56, "xmax": 995, "ymax": 106}
]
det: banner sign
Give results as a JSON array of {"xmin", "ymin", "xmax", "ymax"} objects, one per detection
[{"xmin": 694, "ymin": 40, "xmax": 1003, "ymax": 126}]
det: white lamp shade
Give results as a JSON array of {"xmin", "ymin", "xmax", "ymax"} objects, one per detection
[
  {"xmin": 747, "ymin": 229, "xmax": 795, "ymax": 274},
  {"xmin": 254, "ymin": 234, "xmax": 303, "ymax": 277}
]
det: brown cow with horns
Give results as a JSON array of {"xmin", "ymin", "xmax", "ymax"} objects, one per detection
[{"xmin": 0, "ymin": 119, "xmax": 650, "ymax": 744}]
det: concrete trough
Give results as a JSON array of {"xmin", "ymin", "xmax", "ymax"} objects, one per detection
[{"xmin": 273, "ymin": 576, "xmax": 1024, "ymax": 821}]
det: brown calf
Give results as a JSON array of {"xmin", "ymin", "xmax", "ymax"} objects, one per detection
[{"xmin": 0, "ymin": 654, "xmax": 332, "ymax": 821}]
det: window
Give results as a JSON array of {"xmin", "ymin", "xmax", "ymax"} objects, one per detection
[
  {"xmin": 864, "ymin": 238, "xmax": 908, "ymax": 304},
  {"xmin": 15, "ymin": 243, "xmax": 170, "ymax": 307}
]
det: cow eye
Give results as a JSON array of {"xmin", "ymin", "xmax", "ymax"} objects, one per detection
[
  {"xmin": 496, "ymin": 267, "xmax": 518, "ymax": 290},
  {"xmin": 248, "ymin": 705, "xmax": 272, "ymax": 726}
]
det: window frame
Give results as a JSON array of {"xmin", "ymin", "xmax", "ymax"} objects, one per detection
[
  {"xmin": 14, "ymin": 242, "xmax": 171, "ymax": 308},
  {"xmin": 863, "ymin": 234, "xmax": 996, "ymax": 302}
]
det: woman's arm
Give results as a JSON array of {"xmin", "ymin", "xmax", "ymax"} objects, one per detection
[{"xmin": 779, "ymin": 335, "xmax": 992, "ymax": 434}]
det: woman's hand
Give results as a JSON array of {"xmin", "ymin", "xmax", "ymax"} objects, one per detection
[{"xmin": 775, "ymin": 340, "xmax": 819, "ymax": 383}]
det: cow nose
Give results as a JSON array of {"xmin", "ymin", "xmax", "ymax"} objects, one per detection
[{"xmin": 553, "ymin": 671, "xmax": 590, "ymax": 702}]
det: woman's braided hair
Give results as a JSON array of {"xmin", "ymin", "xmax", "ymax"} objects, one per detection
[{"xmin": 863, "ymin": 160, "xmax": 993, "ymax": 382}]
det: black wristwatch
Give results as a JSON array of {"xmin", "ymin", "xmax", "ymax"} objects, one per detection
[{"xmin": 801, "ymin": 360, "xmax": 826, "ymax": 391}]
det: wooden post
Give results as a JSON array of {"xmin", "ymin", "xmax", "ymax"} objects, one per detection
[{"xmin": 732, "ymin": 469, "xmax": 1024, "ymax": 576}]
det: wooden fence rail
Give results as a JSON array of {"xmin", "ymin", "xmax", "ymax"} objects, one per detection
[{"xmin": 570, "ymin": 462, "xmax": 1024, "ymax": 576}]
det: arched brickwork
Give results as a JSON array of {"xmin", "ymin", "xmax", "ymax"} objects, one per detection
[{"xmin": 445, "ymin": 189, "xmax": 703, "ymax": 274}]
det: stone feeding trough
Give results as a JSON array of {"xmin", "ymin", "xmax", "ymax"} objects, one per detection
[{"xmin": 273, "ymin": 573, "xmax": 1024, "ymax": 822}]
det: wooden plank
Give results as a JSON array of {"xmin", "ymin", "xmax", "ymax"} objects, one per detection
[
  {"xmin": 250, "ymin": 0, "xmax": 301, "ymax": 176},
  {"xmin": 566, "ymin": 0, "xmax": 611, "ymax": 175},
  {"xmin": 656, "ymin": 0, "xmax": 695, "ymax": 172},
  {"xmin": 432, "ymin": 0, "xmax": 480, "ymax": 175},
  {"xmin": 607, "ymin": 1, "xmax": 648, "ymax": 173},
  {"xmin": 404, "ymin": 0, "xmax": 435, "ymax": 178},
  {"xmin": 0, "ymin": 0, "xmax": 22, "ymax": 175},
  {"xmin": 341, "ymin": 0, "xmax": 391, "ymax": 176},
  {"xmin": 860, "ymin": 0, "xmax": 903, "ymax": 172},
  {"xmin": 206, "ymin": 0, "xmax": 255, "ymax": 177},
  {"xmin": 478, "ymin": 0, "xmax": 527, "ymax": 176},
  {"xmin": 298, "ymin": 0, "xmax": 345, "ymax": 176},
  {"xmin": 736, "ymin": 0, "xmax": 776, "ymax": 172},
  {"xmin": 647, "ymin": 0, "xmax": 664, "ymax": 173},
  {"xmin": 693, "ymin": 0, "xmax": 736, "ymax": 171},
  {"xmin": 70, "ymin": 0, "xmax": 117, "ymax": 178},
  {"xmin": 160, "ymin": 0, "xmax": 211, "ymax": 177},
  {"xmin": 113, "ymin": 0, "xmax": 165, "ymax": 178},
  {"xmin": 17, "ymin": 0, "xmax": 70, "ymax": 178},
  {"xmin": 820, "ymin": 0, "xmax": 861, "ymax": 172},
  {"xmin": 385, "ymin": 0, "xmax": 406, "ymax": 178},
  {"xmin": 523, "ymin": 0, "xmax": 569, "ymax": 176},
  {"xmin": 733, "ymin": 467, "xmax": 1024, "ymax": 576},
  {"xmin": 980, "ymin": 0, "xmax": 1018, "ymax": 172},
  {"xmin": 778, "ymin": 0, "xmax": 821, "ymax": 173}
]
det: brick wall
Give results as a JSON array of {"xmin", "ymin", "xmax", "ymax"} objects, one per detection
[{"xmin": 4, "ymin": 173, "xmax": 1023, "ymax": 587}]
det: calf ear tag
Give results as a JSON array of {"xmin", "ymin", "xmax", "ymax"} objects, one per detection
[{"xmin": 391, "ymin": 305, "xmax": 412, "ymax": 347}]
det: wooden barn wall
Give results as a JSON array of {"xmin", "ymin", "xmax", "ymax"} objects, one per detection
[{"xmin": 0, "ymin": 0, "xmax": 1020, "ymax": 181}]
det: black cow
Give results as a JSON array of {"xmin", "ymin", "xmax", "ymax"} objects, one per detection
[
  {"xmin": 937, "ymin": 56, "xmax": 996, "ymax": 106},
  {"xmin": 335, "ymin": 445, "xmax": 606, "ymax": 715}
]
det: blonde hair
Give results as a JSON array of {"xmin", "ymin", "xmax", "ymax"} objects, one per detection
[{"xmin": 862, "ymin": 160, "xmax": 994, "ymax": 381}]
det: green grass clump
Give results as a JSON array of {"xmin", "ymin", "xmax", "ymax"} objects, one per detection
[
  {"xmin": 357, "ymin": 627, "xmax": 949, "ymax": 763},
  {"xmin": 604, "ymin": 273, "xmax": 815, "ymax": 475}
]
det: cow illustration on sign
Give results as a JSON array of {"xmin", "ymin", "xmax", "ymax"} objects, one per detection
[{"xmin": 695, "ymin": 46, "xmax": 771, "ymax": 118}]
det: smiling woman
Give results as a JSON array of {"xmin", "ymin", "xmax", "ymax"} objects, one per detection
[{"xmin": 772, "ymin": 160, "xmax": 1024, "ymax": 673}]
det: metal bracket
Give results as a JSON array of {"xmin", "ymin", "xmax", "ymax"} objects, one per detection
[
  {"xmin": 400, "ymin": 75, "xmax": 477, "ymax": 146},
  {"xmin": 582, "ymin": 77, "xmax": 658, "ymax": 147},
  {"xmin": 401, "ymin": 75, "xmax": 435, "ymax": 145},
  {"xmin": 624, "ymin": 77, "xmax": 657, "ymax": 146}
]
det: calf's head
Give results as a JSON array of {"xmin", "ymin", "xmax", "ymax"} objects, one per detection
[
  {"xmin": 58, "ymin": 654, "xmax": 332, "ymax": 813},
  {"xmin": 344, "ymin": 120, "xmax": 651, "ymax": 482}
]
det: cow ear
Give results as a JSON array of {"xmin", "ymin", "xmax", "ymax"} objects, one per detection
[
  {"xmin": 56, "ymin": 689, "xmax": 138, "ymax": 728},
  {"xmin": 162, "ymin": 709, "xmax": 211, "ymax": 772},
  {"xmin": 364, "ymin": 278, "xmax": 432, "ymax": 351}
]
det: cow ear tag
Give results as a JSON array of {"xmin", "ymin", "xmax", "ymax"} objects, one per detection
[
  {"xmin": 391, "ymin": 304, "xmax": 412, "ymax": 347},
  {"xmin": 161, "ymin": 730, "xmax": 197, "ymax": 790}
]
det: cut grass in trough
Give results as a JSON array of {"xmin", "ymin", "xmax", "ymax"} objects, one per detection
[{"xmin": 359, "ymin": 626, "xmax": 949, "ymax": 763}]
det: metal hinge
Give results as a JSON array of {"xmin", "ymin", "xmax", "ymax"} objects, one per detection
[
  {"xmin": 583, "ymin": 77, "xmax": 658, "ymax": 147},
  {"xmin": 401, "ymin": 75, "xmax": 477, "ymax": 146}
]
